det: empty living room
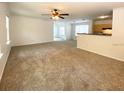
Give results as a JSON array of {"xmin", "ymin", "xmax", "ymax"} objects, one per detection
[{"xmin": 0, "ymin": 0, "xmax": 124, "ymax": 92}]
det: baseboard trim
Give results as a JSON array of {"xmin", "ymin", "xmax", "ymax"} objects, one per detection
[
  {"xmin": 77, "ymin": 47, "xmax": 124, "ymax": 62},
  {"xmin": 0, "ymin": 47, "xmax": 11, "ymax": 82},
  {"xmin": 11, "ymin": 40, "xmax": 54, "ymax": 47}
]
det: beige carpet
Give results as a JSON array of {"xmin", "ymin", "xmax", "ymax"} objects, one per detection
[{"xmin": 0, "ymin": 40, "xmax": 124, "ymax": 91}]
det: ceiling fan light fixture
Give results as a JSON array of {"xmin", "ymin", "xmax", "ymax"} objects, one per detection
[
  {"xmin": 55, "ymin": 16, "xmax": 59, "ymax": 20},
  {"xmin": 52, "ymin": 15, "xmax": 59, "ymax": 20},
  {"xmin": 41, "ymin": 9, "xmax": 69, "ymax": 20}
]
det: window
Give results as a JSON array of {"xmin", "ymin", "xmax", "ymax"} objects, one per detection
[
  {"xmin": 75, "ymin": 24, "xmax": 89, "ymax": 36},
  {"xmin": 6, "ymin": 16, "xmax": 10, "ymax": 45}
]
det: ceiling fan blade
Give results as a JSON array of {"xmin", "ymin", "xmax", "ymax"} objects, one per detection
[
  {"xmin": 41, "ymin": 14, "xmax": 51, "ymax": 16},
  {"xmin": 59, "ymin": 16, "xmax": 64, "ymax": 19},
  {"xmin": 60, "ymin": 14, "xmax": 69, "ymax": 16}
]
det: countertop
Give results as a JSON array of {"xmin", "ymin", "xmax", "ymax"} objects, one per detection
[{"xmin": 77, "ymin": 33, "xmax": 112, "ymax": 36}]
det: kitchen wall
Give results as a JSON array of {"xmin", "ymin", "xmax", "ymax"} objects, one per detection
[
  {"xmin": 10, "ymin": 15, "xmax": 54, "ymax": 46},
  {"xmin": 0, "ymin": 3, "xmax": 11, "ymax": 80}
]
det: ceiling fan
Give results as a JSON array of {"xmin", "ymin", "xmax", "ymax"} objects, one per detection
[{"xmin": 41, "ymin": 9, "xmax": 69, "ymax": 20}]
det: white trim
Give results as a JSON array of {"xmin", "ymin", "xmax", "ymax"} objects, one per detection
[
  {"xmin": 6, "ymin": 40, "xmax": 11, "ymax": 45},
  {"xmin": 0, "ymin": 47, "xmax": 11, "ymax": 81},
  {"xmin": 6, "ymin": 16, "xmax": 10, "ymax": 45},
  {"xmin": 0, "ymin": 53, "xmax": 3, "ymax": 59}
]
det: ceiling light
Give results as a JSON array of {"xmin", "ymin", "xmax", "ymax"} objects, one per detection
[
  {"xmin": 52, "ymin": 15, "xmax": 59, "ymax": 20},
  {"xmin": 98, "ymin": 15, "xmax": 109, "ymax": 19},
  {"xmin": 55, "ymin": 16, "xmax": 59, "ymax": 20}
]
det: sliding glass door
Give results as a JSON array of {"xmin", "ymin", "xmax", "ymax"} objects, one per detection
[{"xmin": 54, "ymin": 22, "xmax": 66, "ymax": 41}]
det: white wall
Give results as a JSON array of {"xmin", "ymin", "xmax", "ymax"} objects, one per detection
[
  {"xmin": 10, "ymin": 15, "xmax": 53, "ymax": 46},
  {"xmin": 88, "ymin": 19, "xmax": 93, "ymax": 33},
  {"xmin": 77, "ymin": 35, "xmax": 124, "ymax": 61},
  {"xmin": 0, "ymin": 3, "xmax": 11, "ymax": 80},
  {"xmin": 70, "ymin": 24, "xmax": 75, "ymax": 40},
  {"xmin": 65, "ymin": 22, "xmax": 72, "ymax": 40},
  {"xmin": 112, "ymin": 7, "xmax": 124, "ymax": 44},
  {"xmin": 77, "ymin": 7, "xmax": 124, "ymax": 62}
]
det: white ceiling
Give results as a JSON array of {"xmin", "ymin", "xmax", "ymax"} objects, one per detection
[{"xmin": 8, "ymin": 2, "xmax": 124, "ymax": 20}]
